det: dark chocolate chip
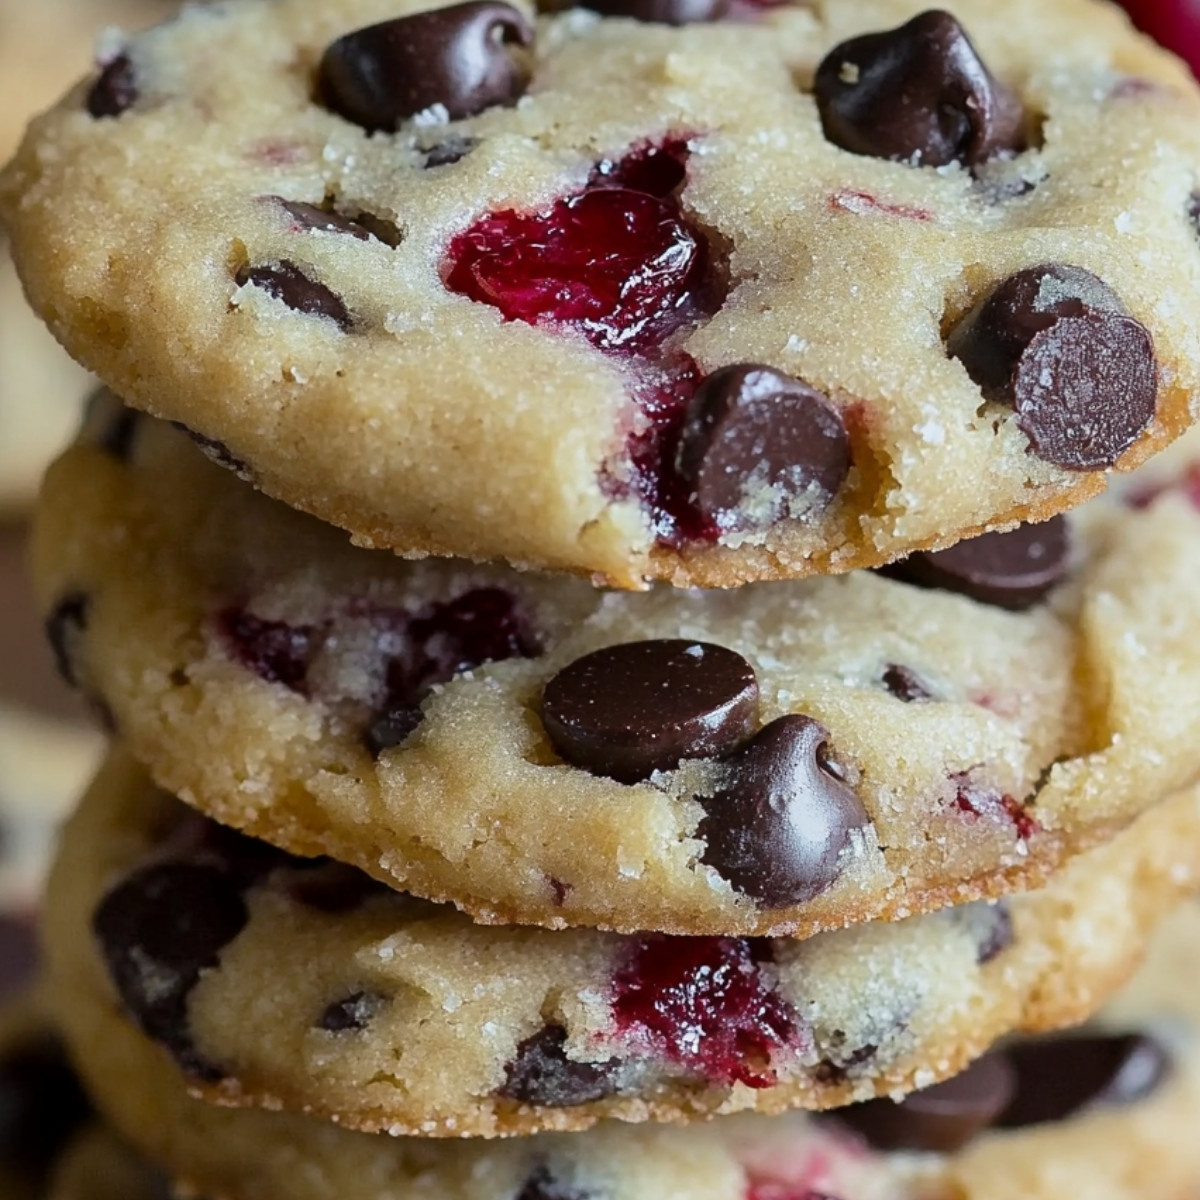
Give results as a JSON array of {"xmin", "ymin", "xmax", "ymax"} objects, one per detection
[
  {"xmin": 365, "ymin": 704, "xmax": 425, "ymax": 756},
  {"xmin": 948, "ymin": 263, "xmax": 1157, "ymax": 470},
  {"xmin": 421, "ymin": 135, "xmax": 479, "ymax": 168},
  {"xmin": 45, "ymin": 592, "xmax": 89, "ymax": 689},
  {"xmin": 318, "ymin": 991, "xmax": 386, "ymax": 1032},
  {"xmin": 217, "ymin": 607, "xmax": 320, "ymax": 694},
  {"xmin": 813, "ymin": 10, "xmax": 1024, "ymax": 168},
  {"xmin": 515, "ymin": 1165, "xmax": 590, "ymax": 1200},
  {"xmin": 974, "ymin": 900, "xmax": 1014, "ymax": 965},
  {"xmin": 171, "ymin": 422, "xmax": 252, "ymax": 479},
  {"xmin": 674, "ymin": 364, "xmax": 851, "ymax": 534},
  {"xmin": 274, "ymin": 198, "xmax": 373, "ymax": 241},
  {"xmin": 235, "ymin": 261, "xmax": 352, "ymax": 330},
  {"xmin": 830, "ymin": 1052, "xmax": 1015, "ymax": 1153},
  {"xmin": 880, "ymin": 516, "xmax": 1069, "ymax": 610},
  {"xmin": 698, "ymin": 715, "xmax": 869, "ymax": 908},
  {"xmin": 0, "ymin": 1034, "xmax": 92, "ymax": 1175},
  {"xmin": 541, "ymin": 640, "xmax": 759, "ymax": 784},
  {"xmin": 499, "ymin": 1025, "xmax": 620, "ymax": 1107},
  {"xmin": 318, "ymin": 2, "xmax": 534, "ymax": 132},
  {"xmin": 0, "ymin": 915, "xmax": 38, "ymax": 1004},
  {"xmin": 286, "ymin": 861, "xmax": 390, "ymax": 913},
  {"xmin": 814, "ymin": 1042, "xmax": 878, "ymax": 1085},
  {"xmin": 86, "ymin": 54, "xmax": 138, "ymax": 119},
  {"xmin": 92, "ymin": 861, "xmax": 250, "ymax": 1079},
  {"xmin": 881, "ymin": 663, "xmax": 933, "ymax": 703},
  {"xmin": 996, "ymin": 1033, "xmax": 1171, "ymax": 1128},
  {"xmin": 1188, "ymin": 191, "xmax": 1200, "ymax": 237},
  {"xmin": 578, "ymin": 0, "xmax": 729, "ymax": 25}
]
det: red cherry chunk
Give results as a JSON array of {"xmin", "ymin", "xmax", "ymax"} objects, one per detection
[
  {"xmin": 217, "ymin": 608, "xmax": 320, "ymax": 694},
  {"xmin": 952, "ymin": 777, "xmax": 1038, "ymax": 842},
  {"xmin": 446, "ymin": 187, "xmax": 706, "ymax": 352},
  {"xmin": 611, "ymin": 936, "xmax": 802, "ymax": 1087}
]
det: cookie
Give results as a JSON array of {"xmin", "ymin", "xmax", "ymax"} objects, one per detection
[
  {"xmin": 40, "ymin": 748, "xmax": 1200, "ymax": 1137},
  {"xmin": 34, "ymin": 406, "xmax": 1200, "ymax": 938},
  {"xmin": 45, "ymin": 795, "xmax": 1200, "ymax": 1200},
  {"xmin": 6, "ymin": 0, "xmax": 1200, "ymax": 587},
  {"xmin": 48, "ymin": 1129, "xmax": 174, "ymax": 1200}
]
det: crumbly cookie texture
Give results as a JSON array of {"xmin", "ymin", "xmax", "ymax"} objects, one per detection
[
  {"xmin": 48, "ymin": 751, "xmax": 1200, "ymax": 1136},
  {"xmin": 34, "ymin": 408, "xmax": 1200, "ymax": 937},
  {"xmin": 44, "ymin": 795, "xmax": 1200, "ymax": 1200},
  {"xmin": 6, "ymin": 0, "xmax": 1200, "ymax": 587}
]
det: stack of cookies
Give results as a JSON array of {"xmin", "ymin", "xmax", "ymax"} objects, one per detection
[{"xmin": 6, "ymin": 0, "xmax": 1200, "ymax": 1195}]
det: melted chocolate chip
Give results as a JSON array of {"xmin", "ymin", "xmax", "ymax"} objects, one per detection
[
  {"xmin": 698, "ymin": 715, "xmax": 869, "ymax": 908},
  {"xmin": 830, "ymin": 1052, "xmax": 1016, "ymax": 1153},
  {"xmin": 579, "ymin": 0, "xmax": 729, "ymax": 24},
  {"xmin": 675, "ymin": 365, "xmax": 850, "ymax": 533},
  {"xmin": 235, "ymin": 261, "xmax": 351, "ymax": 329},
  {"xmin": 500, "ymin": 1025, "xmax": 620, "ymax": 1107},
  {"xmin": 92, "ymin": 861, "xmax": 250, "ymax": 1079},
  {"xmin": 880, "ymin": 516, "xmax": 1069, "ymax": 610},
  {"xmin": 87, "ymin": 54, "xmax": 138, "ymax": 119},
  {"xmin": 948, "ymin": 264, "xmax": 1157, "ymax": 470},
  {"xmin": 541, "ymin": 640, "xmax": 759, "ymax": 784},
  {"xmin": 881, "ymin": 663, "xmax": 933, "ymax": 702},
  {"xmin": 814, "ymin": 10, "xmax": 1024, "ymax": 168},
  {"xmin": 319, "ymin": 2, "xmax": 533, "ymax": 131},
  {"xmin": 0, "ymin": 1035, "xmax": 92, "ymax": 1175},
  {"xmin": 45, "ymin": 592, "xmax": 89, "ymax": 688},
  {"xmin": 318, "ymin": 991, "xmax": 386, "ymax": 1032},
  {"xmin": 515, "ymin": 1165, "xmax": 590, "ymax": 1200},
  {"xmin": 274, "ymin": 198, "xmax": 373, "ymax": 241},
  {"xmin": 997, "ymin": 1033, "xmax": 1171, "ymax": 1128}
]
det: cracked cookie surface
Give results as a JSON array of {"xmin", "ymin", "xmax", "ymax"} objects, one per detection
[
  {"xmin": 6, "ymin": 0, "xmax": 1200, "ymax": 585},
  {"xmin": 32, "ymin": 408, "xmax": 1200, "ymax": 937}
]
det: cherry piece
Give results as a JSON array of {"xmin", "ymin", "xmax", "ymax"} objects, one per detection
[
  {"xmin": 216, "ymin": 608, "xmax": 320, "ymax": 694},
  {"xmin": 611, "ymin": 936, "xmax": 801, "ymax": 1087}
]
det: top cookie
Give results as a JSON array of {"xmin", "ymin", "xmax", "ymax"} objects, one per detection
[{"xmin": 5, "ymin": 0, "xmax": 1200, "ymax": 587}]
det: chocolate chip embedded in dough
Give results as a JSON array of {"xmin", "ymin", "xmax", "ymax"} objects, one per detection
[
  {"xmin": 676, "ymin": 364, "xmax": 851, "ymax": 533},
  {"xmin": 579, "ymin": 0, "xmax": 729, "ymax": 25},
  {"xmin": 880, "ymin": 517, "xmax": 1069, "ymax": 610},
  {"xmin": 235, "ymin": 261, "xmax": 353, "ymax": 330},
  {"xmin": 699, "ymin": 715, "xmax": 869, "ymax": 908},
  {"xmin": 499, "ymin": 1024, "xmax": 620, "ymax": 1107},
  {"xmin": 319, "ymin": 3, "xmax": 534, "ymax": 132},
  {"xmin": 87, "ymin": 54, "xmax": 138, "ymax": 119},
  {"xmin": 814, "ymin": 10, "xmax": 1024, "ymax": 167},
  {"xmin": 541, "ymin": 640, "xmax": 759, "ymax": 783}
]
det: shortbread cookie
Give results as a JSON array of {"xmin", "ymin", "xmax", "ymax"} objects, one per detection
[
  {"xmin": 6, "ymin": 0, "xmax": 1200, "ymax": 586},
  {"xmin": 42, "ymin": 750, "xmax": 1200, "ymax": 1136},
  {"xmin": 33, "ymin": 406, "xmax": 1200, "ymax": 937},
  {"xmin": 46, "ymin": 826, "xmax": 1200, "ymax": 1198}
]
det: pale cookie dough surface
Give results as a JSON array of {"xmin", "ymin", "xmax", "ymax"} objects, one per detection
[
  {"xmin": 45, "ymin": 800, "xmax": 1200, "ymax": 1199},
  {"xmin": 33, "ymin": 408, "xmax": 1200, "ymax": 937},
  {"xmin": 6, "ymin": 0, "xmax": 1200, "ymax": 586},
  {"xmin": 43, "ymin": 751, "xmax": 1200, "ymax": 1136}
]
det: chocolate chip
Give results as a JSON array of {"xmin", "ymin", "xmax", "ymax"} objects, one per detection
[
  {"xmin": 541, "ymin": 640, "xmax": 759, "ymax": 784},
  {"xmin": 318, "ymin": 991, "xmax": 386, "ymax": 1032},
  {"xmin": 0, "ymin": 915, "xmax": 38, "ymax": 1004},
  {"xmin": 235, "ymin": 261, "xmax": 352, "ymax": 330},
  {"xmin": 675, "ymin": 365, "xmax": 850, "ymax": 534},
  {"xmin": 86, "ymin": 54, "xmax": 138, "ymax": 119},
  {"xmin": 421, "ymin": 135, "xmax": 479, "ymax": 168},
  {"xmin": 577, "ymin": 0, "xmax": 729, "ymax": 24},
  {"xmin": 814, "ymin": 1042, "xmax": 878, "ymax": 1084},
  {"xmin": 0, "ymin": 1035, "xmax": 91, "ymax": 1175},
  {"xmin": 499, "ymin": 1025, "xmax": 620, "ymax": 1108},
  {"xmin": 881, "ymin": 663, "xmax": 933, "ymax": 703},
  {"xmin": 973, "ymin": 901, "xmax": 1014, "ymax": 964},
  {"xmin": 286, "ymin": 861, "xmax": 390, "ymax": 913},
  {"xmin": 829, "ymin": 1052, "xmax": 1015, "ymax": 1153},
  {"xmin": 319, "ymin": 2, "xmax": 533, "ymax": 132},
  {"xmin": 83, "ymin": 388, "xmax": 140, "ymax": 460},
  {"xmin": 92, "ymin": 861, "xmax": 250, "ymax": 1079},
  {"xmin": 515, "ymin": 1165, "xmax": 590, "ymax": 1200},
  {"xmin": 274, "ymin": 198, "xmax": 372, "ymax": 241},
  {"xmin": 948, "ymin": 264, "xmax": 1157, "ymax": 470},
  {"xmin": 814, "ymin": 10, "xmax": 1024, "ymax": 168},
  {"xmin": 880, "ymin": 517, "xmax": 1069, "ymax": 610},
  {"xmin": 217, "ymin": 607, "xmax": 320, "ymax": 694},
  {"xmin": 45, "ymin": 592, "xmax": 89, "ymax": 689},
  {"xmin": 997, "ymin": 1033, "xmax": 1171, "ymax": 1128},
  {"xmin": 698, "ymin": 715, "xmax": 869, "ymax": 908},
  {"xmin": 365, "ymin": 705, "xmax": 425, "ymax": 756},
  {"xmin": 171, "ymin": 422, "xmax": 252, "ymax": 479}
]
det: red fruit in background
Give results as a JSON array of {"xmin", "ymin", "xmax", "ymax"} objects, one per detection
[{"xmin": 1118, "ymin": 0, "xmax": 1200, "ymax": 75}]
